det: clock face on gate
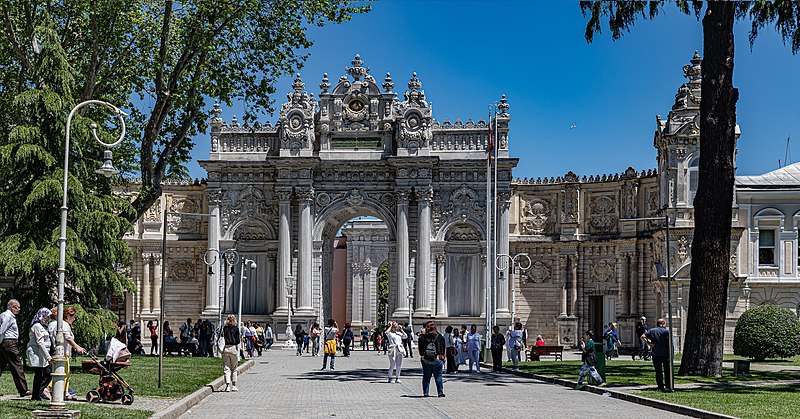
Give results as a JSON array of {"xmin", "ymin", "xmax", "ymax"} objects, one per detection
[{"xmin": 348, "ymin": 98, "xmax": 366, "ymax": 113}]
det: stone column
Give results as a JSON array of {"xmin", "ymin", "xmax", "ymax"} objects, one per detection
[
  {"xmin": 275, "ymin": 191, "xmax": 292, "ymax": 314},
  {"xmin": 297, "ymin": 187, "xmax": 314, "ymax": 314},
  {"xmin": 496, "ymin": 192, "xmax": 511, "ymax": 316},
  {"xmin": 394, "ymin": 190, "xmax": 410, "ymax": 316},
  {"xmin": 267, "ymin": 254, "xmax": 277, "ymax": 314},
  {"xmin": 559, "ymin": 256, "xmax": 568, "ymax": 316},
  {"xmin": 416, "ymin": 189, "xmax": 433, "ymax": 316},
  {"xmin": 435, "ymin": 254, "xmax": 447, "ymax": 317},
  {"xmin": 141, "ymin": 253, "xmax": 152, "ymax": 313},
  {"xmin": 621, "ymin": 253, "xmax": 630, "ymax": 315},
  {"xmin": 152, "ymin": 253, "xmax": 163, "ymax": 313},
  {"xmin": 569, "ymin": 255, "xmax": 578, "ymax": 316},
  {"xmin": 629, "ymin": 252, "xmax": 639, "ymax": 316},
  {"xmin": 205, "ymin": 191, "xmax": 222, "ymax": 313}
]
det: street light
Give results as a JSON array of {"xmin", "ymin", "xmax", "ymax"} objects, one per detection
[
  {"xmin": 284, "ymin": 275, "xmax": 296, "ymax": 348},
  {"xmin": 620, "ymin": 214, "xmax": 674, "ymax": 391},
  {"xmin": 405, "ymin": 276, "xmax": 416, "ymax": 335},
  {"xmin": 204, "ymin": 248, "xmax": 239, "ymax": 356},
  {"xmin": 52, "ymin": 100, "xmax": 126, "ymax": 411},
  {"xmin": 238, "ymin": 257, "xmax": 257, "ymax": 341},
  {"xmin": 496, "ymin": 253, "xmax": 532, "ymax": 327}
]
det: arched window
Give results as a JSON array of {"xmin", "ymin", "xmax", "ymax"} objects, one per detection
[{"xmin": 687, "ymin": 156, "xmax": 700, "ymax": 206}]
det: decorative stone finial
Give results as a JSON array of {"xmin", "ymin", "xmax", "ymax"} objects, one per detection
[
  {"xmin": 382, "ymin": 72, "xmax": 394, "ymax": 92},
  {"xmin": 345, "ymin": 53, "xmax": 370, "ymax": 81},
  {"xmin": 231, "ymin": 114, "xmax": 239, "ymax": 127},
  {"xmin": 212, "ymin": 100, "xmax": 222, "ymax": 117},
  {"xmin": 292, "ymin": 73, "xmax": 305, "ymax": 93},
  {"xmin": 683, "ymin": 50, "xmax": 702, "ymax": 83},
  {"xmin": 319, "ymin": 73, "xmax": 331, "ymax": 93},
  {"xmin": 408, "ymin": 72, "xmax": 421, "ymax": 92},
  {"xmin": 498, "ymin": 94, "xmax": 509, "ymax": 115},
  {"xmin": 209, "ymin": 100, "xmax": 223, "ymax": 129}
]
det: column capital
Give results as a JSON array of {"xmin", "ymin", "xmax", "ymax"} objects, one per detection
[
  {"xmin": 396, "ymin": 189, "xmax": 411, "ymax": 204},
  {"xmin": 436, "ymin": 254, "xmax": 446, "ymax": 264},
  {"xmin": 417, "ymin": 187, "xmax": 434, "ymax": 203},
  {"xmin": 142, "ymin": 252, "xmax": 153, "ymax": 262},
  {"xmin": 296, "ymin": 187, "xmax": 314, "ymax": 202},
  {"xmin": 207, "ymin": 189, "xmax": 223, "ymax": 205},
  {"xmin": 151, "ymin": 253, "xmax": 163, "ymax": 264},
  {"xmin": 277, "ymin": 189, "xmax": 293, "ymax": 203}
]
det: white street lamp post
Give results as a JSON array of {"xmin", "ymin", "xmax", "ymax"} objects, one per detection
[
  {"xmin": 405, "ymin": 276, "xmax": 415, "ymax": 336},
  {"xmin": 203, "ymin": 247, "xmax": 238, "ymax": 357},
  {"xmin": 285, "ymin": 275, "xmax": 296, "ymax": 348},
  {"xmin": 495, "ymin": 253, "xmax": 532, "ymax": 328},
  {"xmin": 237, "ymin": 258, "xmax": 257, "ymax": 339},
  {"xmin": 52, "ymin": 100, "xmax": 125, "ymax": 411}
]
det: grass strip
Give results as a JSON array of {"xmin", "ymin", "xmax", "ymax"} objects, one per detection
[{"xmin": 0, "ymin": 400, "xmax": 152, "ymax": 419}]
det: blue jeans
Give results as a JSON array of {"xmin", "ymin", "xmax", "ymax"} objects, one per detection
[
  {"xmin": 323, "ymin": 352, "xmax": 335, "ymax": 369},
  {"xmin": 421, "ymin": 359, "xmax": 444, "ymax": 396},
  {"xmin": 296, "ymin": 337, "xmax": 304, "ymax": 354}
]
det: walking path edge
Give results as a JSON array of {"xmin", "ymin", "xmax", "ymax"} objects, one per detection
[
  {"xmin": 151, "ymin": 359, "xmax": 254, "ymax": 419},
  {"xmin": 481, "ymin": 362, "xmax": 738, "ymax": 419}
]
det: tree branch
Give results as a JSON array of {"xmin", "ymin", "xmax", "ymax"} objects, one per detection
[{"xmin": 2, "ymin": 5, "xmax": 31, "ymax": 73}]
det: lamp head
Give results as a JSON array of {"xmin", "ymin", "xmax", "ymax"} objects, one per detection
[
  {"xmin": 405, "ymin": 276, "xmax": 416, "ymax": 289},
  {"xmin": 95, "ymin": 149, "xmax": 120, "ymax": 178},
  {"xmin": 207, "ymin": 265, "xmax": 214, "ymax": 276},
  {"xmin": 285, "ymin": 275, "xmax": 296, "ymax": 289},
  {"xmin": 247, "ymin": 259, "xmax": 257, "ymax": 269}
]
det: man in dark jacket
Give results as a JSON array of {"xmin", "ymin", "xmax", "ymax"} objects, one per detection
[
  {"xmin": 642, "ymin": 318, "xmax": 671, "ymax": 391},
  {"xmin": 402, "ymin": 322, "xmax": 413, "ymax": 357},
  {"xmin": 417, "ymin": 320, "xmax": 446, "ymax": 397}
]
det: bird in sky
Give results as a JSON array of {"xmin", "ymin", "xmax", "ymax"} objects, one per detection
[{"xmin": 570, "ymin": 122, "xmax": 577, "ymax": 129}]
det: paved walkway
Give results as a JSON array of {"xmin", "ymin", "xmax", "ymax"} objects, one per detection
[{"xmin": 181, "ymin": 348, "xmax": 687, "ymax": 418}]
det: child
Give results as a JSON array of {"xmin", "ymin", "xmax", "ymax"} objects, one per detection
[{"xmin": 576, "ymin": 330, "xmax": 604, "ymax": 389}]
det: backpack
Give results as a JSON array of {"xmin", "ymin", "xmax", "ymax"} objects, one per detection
[{"xmin": 424, "ymin": 339, "xmax": 437, "ymax": 360}]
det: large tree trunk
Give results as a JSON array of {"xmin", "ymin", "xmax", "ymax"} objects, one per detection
[{"xmin": 679, "ymin": 2, "xmax": 738, "ymax": 377}]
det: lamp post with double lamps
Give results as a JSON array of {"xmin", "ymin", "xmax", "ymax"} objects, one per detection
[
  {"xmin": 284, "ymin": 275, "xmax": 296, "ymax": 348},
  {"xmin": 203, "ymin": 248, "xmax": 240, "ymax": 356},
  {"xmin": 405, "ymin": 276, "xmax": 416, "ymax": 333},
  {"xmin": 237, "ymin": 257, "xmax": 257, "ymax": 345},
  {"xmin": 51, "ymin": 100, "xmax": 126, "ymax": 412},
  {"xmin": 495, "ymin": 253, "xmax": 532, "ymax": 327},
  {"xmin": 620, "ymin": 214, "xmax": 674, "ymax": 392}
]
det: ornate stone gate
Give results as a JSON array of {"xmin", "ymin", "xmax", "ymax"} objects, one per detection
[{"xmin": 200, "ymin": 55, "xmax": 516, "ymax": 330}]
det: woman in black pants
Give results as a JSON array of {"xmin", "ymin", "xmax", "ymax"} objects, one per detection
[{"xmin": 490, "ymin": 325, "xmax": 506, "ymax": 372}]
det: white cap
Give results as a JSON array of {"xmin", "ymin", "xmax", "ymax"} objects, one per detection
[{"xmin": 640, "ymin": 316, "xmax": 646, "ymax": 320}]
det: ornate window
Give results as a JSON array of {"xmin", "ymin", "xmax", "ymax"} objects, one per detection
[
  {"xmin": 687, "ymin": 156, "xmax": 699, "ymax": 207},
  {"xmin": 759, "ymin": 229, "xmax": 776, "ymax": 266}
]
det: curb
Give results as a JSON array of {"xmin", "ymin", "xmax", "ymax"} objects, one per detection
[
  {"xmin": 480, "ymin": 362, "xmax": 736, "ymax": 419},
  {"xmin": 151, "ymin": 359, "xmax": 255, "ymax": 419}
]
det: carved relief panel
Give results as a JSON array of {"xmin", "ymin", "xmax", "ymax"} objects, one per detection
[
  {"xmin": 587, "ymin": 193, "xmax": 619, "ymax": 233},
  {"xmin": 519, "ymin": 194, "xmax": 556, "ymax": 235}
]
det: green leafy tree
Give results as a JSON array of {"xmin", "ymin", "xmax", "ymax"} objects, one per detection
[
  {"xmin": 0, "ymin": 18, "xmax": 134, "ymax": 325},
  {"xmin": 377, "ymin": 262, "xmax": 389, "ymax": 325},
  {"xmin": 581, "ymin": 1, "xmax": 800, "ymax": 376}
]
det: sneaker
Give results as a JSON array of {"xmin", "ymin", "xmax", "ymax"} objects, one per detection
[
  {"xmin": 576, "ymin": 383, "xmax": 585, "ymax": 390},
  {"xmin": 67, "ymin": 389, "xmax": 76, "ymax": 396},
  {"xmin": 231, "ymin": 386, "xmax": 239, "ymax": 392},
  {"xmin": 598, "ymin": 382, "xmax": 607, "ymax": 387},
  {"xmin": 321, "ymin": 367, "xmax": 326, "ymax": 370},
  {"xmin": 224, "ymin": 385, "xmax": 231, "ymax": 392},
  {"xmin": 395, "ymin": 380, "xmax": 401, "ymax": 383},
  {"xmin": 388, "ymin": 378, "xmax": 393, "ymax": 383},
  {"xmin": 438, "ymin": 394, "xmax": 446, "ymax": 398},
  {"xmin": 331, "ymin": 366, "xmax": 335, "ymax": 370}
]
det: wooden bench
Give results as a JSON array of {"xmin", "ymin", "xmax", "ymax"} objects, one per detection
[
  {"xmin": 526, "ymin": 345, "xmax": 564, "ymax": 361},
  {"xmin": 163, "ymin": 341, "xmax": 197, "ymax": 356}
]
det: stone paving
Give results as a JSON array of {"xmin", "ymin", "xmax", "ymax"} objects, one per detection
[{"xmin": 181, "ymin": 348, "xmax": 687, "ymax": 419}]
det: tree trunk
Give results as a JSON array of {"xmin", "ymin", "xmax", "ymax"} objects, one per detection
[{"xmin": 679, "ymin": 2, "xmax": 738, "ymax": 377}]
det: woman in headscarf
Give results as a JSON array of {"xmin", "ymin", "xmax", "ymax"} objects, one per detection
[{"xmin": 26, "ymin": 307, "xmax": 53, "ymax": 401}]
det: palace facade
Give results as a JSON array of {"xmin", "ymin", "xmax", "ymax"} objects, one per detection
[{"xmin": 121, "ymin": 53, "xmax": 800, "ymax": 352}]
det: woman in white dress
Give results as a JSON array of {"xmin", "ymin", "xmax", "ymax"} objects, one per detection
[
  {"xmin": 384, "ymin": 321, "xmax": 407, "ymax": 383},
  {"xmin": 453, "ymin": 329, "xmax": 467, "ymax": 371}
]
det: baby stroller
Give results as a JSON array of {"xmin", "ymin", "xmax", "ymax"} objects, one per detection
[{"xmin": 82, "ymin": 338, "xmax": 135, "ymax": 405}]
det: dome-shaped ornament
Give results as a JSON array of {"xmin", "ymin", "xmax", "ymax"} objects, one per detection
[{"xmin": 319, "ymin": 73, "xmax": 332, "ymax": 93}]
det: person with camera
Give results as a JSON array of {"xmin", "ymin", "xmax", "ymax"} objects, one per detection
[
  {"xmin": 418, "ymin": 321, "xmax": 446, "ymax": 397},
  {"xmin": 384, "ymin": 321, "xmax": 407, "ymax": 383}
]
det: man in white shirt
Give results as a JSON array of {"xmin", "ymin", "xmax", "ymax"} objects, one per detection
[{"xmin": 0, "ymin": 299, "xmax": 31, "ymax": 396}]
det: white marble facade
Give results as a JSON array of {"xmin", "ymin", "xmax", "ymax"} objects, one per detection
[{"xmin": 120, "ymin": 53, "xmax": 800, "ymax": 351}]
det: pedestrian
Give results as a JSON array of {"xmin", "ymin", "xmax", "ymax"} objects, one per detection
[
  {"xmin": 0, "ymin": 299, "xmax": 30, "ymax": 398},
  {"xmin": 295, "ymin": 324, "xmax": 306, "ymax": 356},
  {"xmin": 341, "ymin": 323, "xmax": 354, "ymax": 357},
  {"xmin": 264, "ymin": 323, "xmax": 274, "ymax": 350},
  {"xmin": 163, "ymin": 321, "xmax": 177, "ymax": 343},
  {"xmin": 198, "ymin": 319, "xmax": 209, "ymax": 356},
  {"xmin": 243, "ymin": 320, "xmax": 255, "ymax": 357},
  {"xmin": 490, "ymin": 325, "xmax": 505, "ymax": 372},
  {"xmin": 26, "ymin": 307, "xmax": 53, "ymax": 401},
  {"xmin": 402, "ymin": 322, "xmax": 413, "ymax": 357},
  {"xmin": 48, "ymin": 306, "xmax": 86, "ymax": 400},
  {"xmin": 309, "ymin": 322, "xmax": 320, "ymax": 356},
  {"xmin": 254, "ymin": 323, "xmax": 265, "ymax": 356},
  {"xmin": 443, "ymin": 326, "xmax": 456, "ymax": 373},
  {"xmin": 509, "ymin": 322, "xmax": 524, "ymax": 370},
  {"xmin": 371, "ymin": 327, "xmax": 380, "ymax": 352},
  {"xmin": 453, "ymin": 329, "xmax": 466, "ymax": 372},
  {"xmin": 418, "ymin": 321, "xmax": 446, "ymax": 397},
  {"xmin": 128, "ymin": 320, "xmax": 143, "ymax": 355},
  {"xmin": 203, "ymin": 319, "xmax": 215, "ymax": 357},
  {"xmin": 147, "ymin": 320, "xmax": 158, "ymax": 355},
  {"xmin": 321, "ymin": 319, "xmax": 339, "ymax": 370},
  {"xmin": 384, "ymin": 321, "xmax": 407, "ymax": 383},
  {"xmin": 576, "ymin": 330, "xmax": 604, "ymax": 389},
  {"xmin": 465, "ymin": 324, "xmax": 481, "ymax": 372},
  {"xmin": 180, "ymin": 317, "xmax": 193, "ymax": 343},
  {"xmin": 360, "ymin": 326, "xmax": 370, "ymax": 350},
  {"xmin": 635, "ymin": 316, "xmax": 649, "ymax": 352},
  {"xmin": 603, "ymin": 322, "xmax": 621, "ymax": 360},
  {"xmin": 221, "ymin": 315, "xmax": 240, "ymax": 392},
  {"xmin": 641, "ymin": 318, "xmax": 672, "ymax": 391},
  {"xmin": 115, "ymin": 320, "xmax": 128, "ymax": 345}
]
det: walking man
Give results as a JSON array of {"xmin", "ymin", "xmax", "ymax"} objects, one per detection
[
  {"xmin": 0, "ymin": 299, "xmax": 31, "ymax": 397},
  {"xmin": 402, "ymin": 322, "xmax": 413, "ymax": 357},
  {"xmin": 418, "ymin": 321, "xmax": 446, "ymax": 397},
  {"xmin": 635, "ymin": 316, "xmax": 649, "ymax": 351},
  {"xmin": 641, "ymin": 318, "xmax": 672, "ymax": 391}
]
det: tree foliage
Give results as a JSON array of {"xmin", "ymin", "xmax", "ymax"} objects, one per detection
[
  {"xmin": 377, "ymin": 262, "xmax": 389, "ymax": 325},
  {"xmin": 579, "ymin": 0, "xmax": 800, "ymax": 376},
  {"xmin": 733, "ymin": 304, "xmax": 800, "ymax": 361}
]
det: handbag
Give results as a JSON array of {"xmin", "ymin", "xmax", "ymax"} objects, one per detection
[{"xmin": 585, "ymin": 351, "xmax": 598, "ymax": 367}]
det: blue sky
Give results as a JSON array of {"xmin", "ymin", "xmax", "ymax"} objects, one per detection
[{"xmin": 187, "ymin": 0, "xmax": 800, "ymax": 180}]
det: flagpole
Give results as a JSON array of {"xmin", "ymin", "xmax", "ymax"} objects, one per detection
[
  {"xmin": 485, "ymin": 105, "xmax": 493, "ymax": 363},
  {"xmin": 492, "ymin": 104, "xmax": 499, "ymax": 329}
]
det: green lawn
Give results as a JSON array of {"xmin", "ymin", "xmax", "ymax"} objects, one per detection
[
  {"xmin": 513, "ymin": 360, "xmax": 800, "ymax": 386},
  {"xmin": 1, "ymin": 354, "xmax": 228, "ymax": 399},
  {"xmin": 0, "ymin": 400, "xmax": 152, "ymax": 419},
  {"xmin": 638, "ymin": 385, "xmax": 800, "ymax": 419},
  {"xmin": 723, "ymin": 354, "xmax": 800, "ymax": 366}
]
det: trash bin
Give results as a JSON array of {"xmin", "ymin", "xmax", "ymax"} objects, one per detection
[
  {"xmin": 733, "ymin": 359, "xmax": 750, "ymax": 375},
  {"xmin": 591, "ymin": 341, "xmax": 606, "ymax": 384}
]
